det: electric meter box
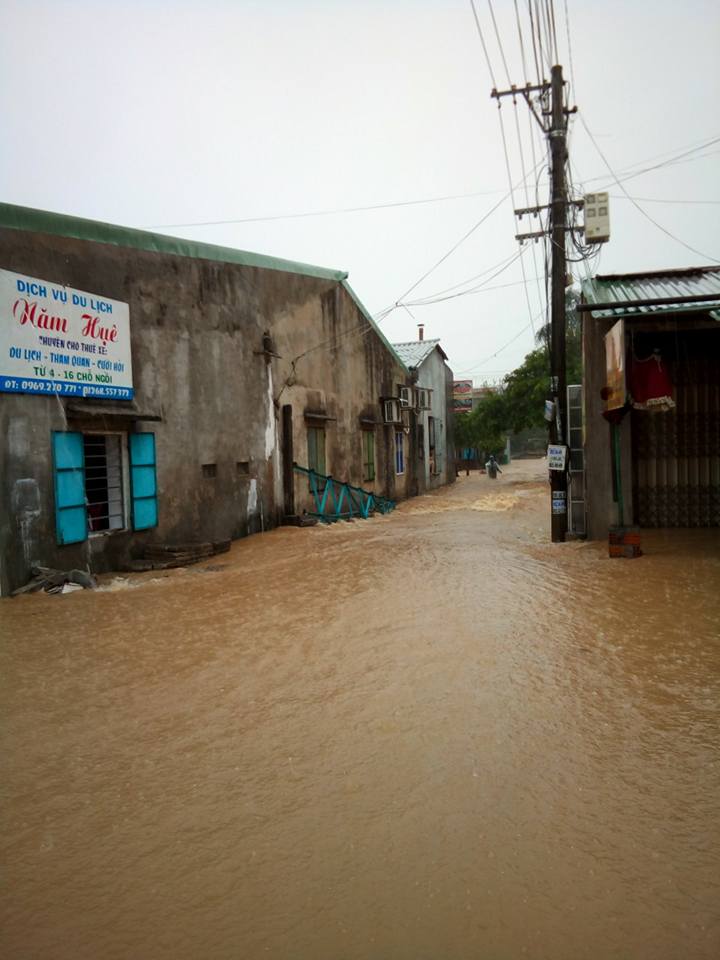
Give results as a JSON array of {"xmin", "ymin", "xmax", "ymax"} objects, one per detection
[{"xmin": 583, "ymin": 192, "xmax": 610, "ymax": 243}]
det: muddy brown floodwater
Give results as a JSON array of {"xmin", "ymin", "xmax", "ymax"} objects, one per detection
[{"xmin": 2, "ymin": 460, "xmax": 720, "ymax": 959}]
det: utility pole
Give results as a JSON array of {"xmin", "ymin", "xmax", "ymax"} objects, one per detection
[
  {"xmin": 492, "ymin": 66, "xmax": 573, "ymax": 543},
  {"xmin": 548, "ymin": 64, "xmax": 568, "ymax": 542}
]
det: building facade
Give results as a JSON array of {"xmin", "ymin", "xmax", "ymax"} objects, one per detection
[
  {"xmin": 0, "ymin": 204, "xmax": 435, "ymax": 595},
  {"xmin": 392, "ymin": 336, "xmax": 455, "ymax": 491},
  {"xmin": 580, "ymin": 266, "xmax": 720, "ymax": 539}
]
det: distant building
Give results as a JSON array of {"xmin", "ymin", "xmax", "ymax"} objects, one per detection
[
  {"xmin": 392, "ymin": 328, "xmax": 455, "ymax": 491},
  {"xmin": 0, "ymin": 204, "xmax": 452, "ymax": 595}
]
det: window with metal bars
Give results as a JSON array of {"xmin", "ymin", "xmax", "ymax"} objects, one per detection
[{"xmin": 83, "ymin": 433, "xmax": 126, "ymax": 532}]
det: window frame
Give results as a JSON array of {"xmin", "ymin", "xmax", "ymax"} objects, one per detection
[
  {"xmin": 82, "ymin": 429, "xmax": 130, "ymax": 536},
  {"xmin": 362, "ymin": 429, "xmax": 376, "ymax": 482},
  {"xmin": 394, "ymin": 430, "xmax": 405, "ymax": 476},
  {"xmin": 383, "ymin": 398, "xmax": 402, "ymax": 424},
  {"xmin": 416, "ymin": 388, "xmax": 432, "ymax": 411},
  {"xmin": 307, "ymin": 424, "xmax": 327, "ymax": 476}
]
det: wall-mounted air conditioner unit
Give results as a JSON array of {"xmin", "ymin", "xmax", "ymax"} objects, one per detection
[{"xmin": 383, "ymin": 399, "xmax": 401, "ymax": 424}]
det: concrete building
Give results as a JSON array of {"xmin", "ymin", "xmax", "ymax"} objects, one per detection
[
  {"xmin": 579, "ymin": 266, "xmax": 720, "ymax": 539},
  {"xmin": 0, "ymin": 204, "xmax": 435, "ymax": 595},
  {"xmin": 392, "ymin": 330, "xmax": 455, "ymax": 491}
]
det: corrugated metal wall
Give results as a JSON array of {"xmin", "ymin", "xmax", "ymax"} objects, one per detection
[{"xmin": 632, "ymin": 338, "xmax": 720, "ymax": 527}]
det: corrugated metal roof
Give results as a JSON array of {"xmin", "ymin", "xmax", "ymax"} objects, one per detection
[
  {"xmin": 392, "ymin": 339, "xmax": 445, "ymax": 368},
  {"xmin": 581, "ymin": 266, "xmax": 720, "ymax": 320},
  {"xmin": 0, "ymin": 202, "xmax": 348, "ymax": 282}
]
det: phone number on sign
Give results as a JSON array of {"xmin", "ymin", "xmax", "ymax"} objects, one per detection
[
  {"xmin": 1, "ymin": 377, "xmax": 133, "ymax": 399},
  {"xmin": 82, "ymin": 384, "xmax": 133, "ymax": 399}
]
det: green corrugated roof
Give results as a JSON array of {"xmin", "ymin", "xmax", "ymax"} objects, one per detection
[
  {"xmin": 581, "ymin": 266, "xmax": 720, "ymax": 320},
  {"xmin": 0, "ymin": 202, "xmax": 409, "ymax": 371},
  {"xmin": 0, "ymin": 202, "xmax": 348, "ymax": 282}
]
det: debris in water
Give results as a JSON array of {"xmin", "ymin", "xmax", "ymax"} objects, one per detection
[{"xmin": 11, "ymin": 565, "xmax": 97, "ymax": 597}]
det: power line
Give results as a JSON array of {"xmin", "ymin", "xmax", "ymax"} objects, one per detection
[
  {"xmin": 609, "ymin": 194, "xmax": 720, "ymax": 206},
  {"xmin": 148, "ymin": 188, "xmax": 504, "ymax": 229},
  {"xmin": 513, "ymin": 0, "xmax": 530, "ymax": 82},
  {"xmin": 581, "ymin": 137, "xmax": 720, "ymax": 188},
  {"xmin": 563, "ymin": 0, "xmax": 576, "ymax": 100},
  {"xmin": 480, "ymin": 0, "xmax": 547, "ymax": 345},
  {"xmin": 525, "ymin": 0, "xmax": 542, "ymax": 83},
  {"xmin": 547, "ymin": 0, "xmax": 559, "ymax": 64},
  {"xmin": 386, "ymin": 159, "xmax": 544, "ymax": 310},
  {"xmin": 469, "ymin": 0, "xmax": 497, "ymax": 88},
  {"xmin": 455, "ymin": 312, "xmax": 542, "ymax": 374},
  {"xmin": 579, "ymin": 115, "xmax": 720, "ymax": 264},
  {"xmin": 487, "ymin": 0, "xmax": 513, "ymax": 86},
  {"xmin": 402, "ymin": 254, "xmax": 540, "ymax": 308},
  {"xmin": 397, "ymin": 248, "xmax": 521, "ymax": 301},
  {"xmin": 146, "ymin": 136, "xmax": 720, "ymax": 231}
]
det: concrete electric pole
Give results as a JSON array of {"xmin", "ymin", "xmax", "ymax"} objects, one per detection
[
  {"xmin": 492, "ymin": 64, "xmax": 573, "ymax": 542},
  {"xmin": 548, "ymin": 64, "xmax": 568, "ymax": 542}
]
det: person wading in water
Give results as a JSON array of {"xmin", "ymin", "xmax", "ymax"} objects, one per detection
[{"xmin": 485, "ymin": 454, "xmax": 502, "ymax": 480}]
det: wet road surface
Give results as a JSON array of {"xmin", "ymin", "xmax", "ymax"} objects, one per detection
[{"xmin": 2, "ymin": 460, "xmax": 720, "ymax": 959}]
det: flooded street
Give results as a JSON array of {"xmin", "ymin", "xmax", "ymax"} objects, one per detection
[{"xmin": 2, "ymin": 460, "xmax": 719, "ymax": 959}]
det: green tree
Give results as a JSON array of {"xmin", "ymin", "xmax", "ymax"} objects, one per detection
[
  {"xmin": 457, "ymin": 391, "xmax": 506, "ymax": 457},
  {"xmin": 454, "ymin": 289, "xmax": 583, "ymax": 450}
]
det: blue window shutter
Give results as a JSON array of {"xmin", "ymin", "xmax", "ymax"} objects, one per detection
[
  {"xmin": 52, "ymin": 431, "xmax": 88, "ymax": 545},
  {"xmin": 129, "ymin": 433, "xmax": 158, "ymax": 530}
]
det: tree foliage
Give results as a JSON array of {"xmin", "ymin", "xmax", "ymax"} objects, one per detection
[{"xmin": 457, "ymin": 290, "xmax": 582, "ymax": 451}]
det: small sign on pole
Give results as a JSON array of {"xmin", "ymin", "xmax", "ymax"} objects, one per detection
[
  {"xmin": 552, "ymin": 490, "xmax": 567, "ymax": 514},
  {"xmin": 547, "ymin": 444, "xmax": 567, "ymax": 471}
]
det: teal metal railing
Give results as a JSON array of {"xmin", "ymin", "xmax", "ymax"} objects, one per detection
[{"xmin": 294, "ymin": 464, "xmax": 395, "ymax": 522}]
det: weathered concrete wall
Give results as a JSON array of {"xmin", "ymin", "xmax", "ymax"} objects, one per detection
[
  {"xmin": 0, "ymin": 230, "xmax": 298, "ymax": 592},
  {"xmin": 0, "ymin": 228, "xmax": 418, "ymax": 594},
  {"xmin": 444, "ymin": 362, "xmax": 456, "ymax": 483},
  {"xmin": 414, "ymin": 348, "xmax": 455, "ymax": 490},
  {"xmin": 582, "ymin": 316, "xmax": 633, "ymax": 540},
  {"xmin": 271, "ymin": 283, "xmax": 414, "ymax": 514}
]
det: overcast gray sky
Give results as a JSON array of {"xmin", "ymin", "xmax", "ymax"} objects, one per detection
[{"xmin": 2, "ymin": 0, "xmax": 718, "ymax": 381}]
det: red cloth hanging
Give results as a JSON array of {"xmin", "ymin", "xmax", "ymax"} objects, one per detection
[{"xmin": 629, "ymin": 353, "xmax": 675, "ymax": 412}]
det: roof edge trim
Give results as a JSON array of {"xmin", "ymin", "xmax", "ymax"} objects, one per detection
[{"xmin": 0, "ymin": 202, "xmax": 348, "ymax": 283}]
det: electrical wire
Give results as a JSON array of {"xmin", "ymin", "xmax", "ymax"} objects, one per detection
[
  {"xmin": 548, "ymin": 0, "xmax": 559, "ymax": 64},
  {"xmin": 526, "ymin": 0, "xmax": 542, "ymax": 83},
  {"xmin": 579, "ymin": 115, "xmax": 720, "ymax": 264},
  {"xmin": 384, "ymin": 158, "xmax": 544, "ymax": 312},
  {"xmin": 534, "ymin": 0, "xmax": 551, "ymax": 71},
  {"xmin": 609, "ymin": 195, "xmax": 720, "ymax": 206},
  {"xmin": 486, "ymin": 0, "xmax": 513, "ymax": 87},
  {"xmin": 513, "ymin": 0, "xmax": 530, "ymax": 81},
  {"xmin": 469, "ymin": 0, "xmax": 497, "ymax": 88},
  {"xmin": 149, "ymin": 188, "xmax": 505, "ymax": 230},
  {"xmin": 455, "ymin": 310, "xmax": 544, "ymax": 374},
  {"xmin": 404, "ymin": 272, "xmax": 545, "ymax": 308},
  {"xmin": 580, "ymin": 136, "xmax": 720, "ymax": 189},
  {"xmin": 148, "ymin": 137, "xmax": 720, "ymax": 232},
  {"xmin": 395, "ymin": 248, "xmax": 521, "ymax": 302},
  {"xmin": 401, "ymin": 248, "xmax": 535, "ymax": 307},
  {"xmin": 563, "ymin": 0, "xmax": 576, "ymax": 101},
  {"xmin": 481, "ymin": 0, "xmax": 547, "ymax": 350}
]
